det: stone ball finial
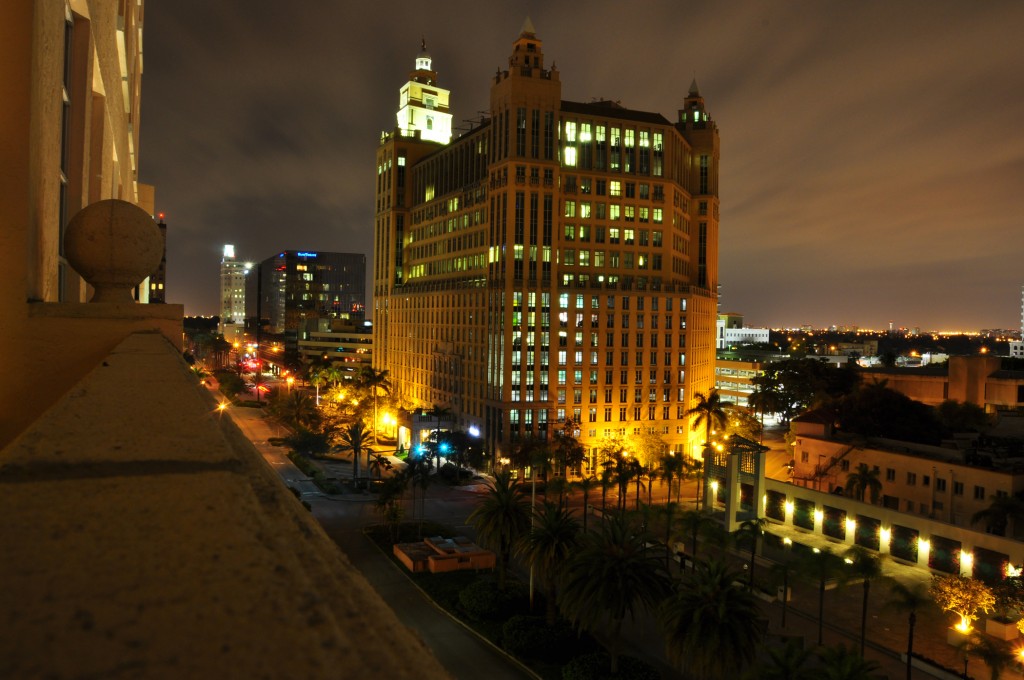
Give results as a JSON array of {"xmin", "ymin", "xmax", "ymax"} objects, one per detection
[{"xmin": 64, "ymin": 199, "xmax": 163, "ymax": 303}]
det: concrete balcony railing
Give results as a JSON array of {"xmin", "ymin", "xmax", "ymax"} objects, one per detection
[{"xmin": 0, "ymin": 331, "xmax": 448, "ymax": 679}]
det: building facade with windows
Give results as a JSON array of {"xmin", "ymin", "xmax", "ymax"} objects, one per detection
[
  {"xmin": 373, "ymin": 22, "xmax": 720, "ymax": 461},
  {"xmin": 246, "ymin": 250, "xmax": 366, "ymax": 360},
  {"xmin": 1, "ymin": 0, "xmax": 152, "ymax": 446},
  {"xmin": 219, "ymin": 244, "xmax": 249, "ymax": 342},
  {"xmin": 790, "ymin": 415, "xmax": 1024, "ymax": 536},
  {"xmin": 1010, "ymin": 285, "xmax": 1024, "ymax": 359},
  {"xmin": 296, "ymin": 316, "xmax": 373, "ymax": 381}
]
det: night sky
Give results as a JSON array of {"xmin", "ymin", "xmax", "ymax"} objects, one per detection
[{"xmin": 139, "ymin": 1, "xmax": 1024, "ymax": 331}]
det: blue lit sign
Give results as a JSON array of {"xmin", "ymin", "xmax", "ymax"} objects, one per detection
[{"xmin": 296, "ymin": 251, "xmax": 318, "ymax": 258}]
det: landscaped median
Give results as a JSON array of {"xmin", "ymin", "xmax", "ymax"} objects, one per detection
[{"xmin": 364, "ymin": 522, "xmax": 660, "ymax": 680}]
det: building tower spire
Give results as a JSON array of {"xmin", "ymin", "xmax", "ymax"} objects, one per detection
[{"xmin": 396, "ymin": 39, "xmax": 452, "ymax": 144}]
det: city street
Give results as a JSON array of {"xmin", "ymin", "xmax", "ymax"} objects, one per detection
[{"xmin": 221, "ymin": 401, "xmax": 532, "ymax": 679}]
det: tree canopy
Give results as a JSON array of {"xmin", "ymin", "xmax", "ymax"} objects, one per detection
[
  {"xmin": 751, "ymin": 358, "xmax": 860, "ymax": 425},
  {"xmin": 836, "ymin": 382, "xmax": 941, "ymax": 445},
  {"xmin": 930, "ymin": 574, "xmax": 996, "ymax": 632}
]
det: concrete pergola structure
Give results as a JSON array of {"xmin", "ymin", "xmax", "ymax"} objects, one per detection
[{"xmin": 704, "ymin": 434, "xmax": 769, "ymax": 532}]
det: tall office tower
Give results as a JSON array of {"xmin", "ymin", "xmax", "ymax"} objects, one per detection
[
  {"xmin": 245, "ymin": 250, "xmax": 366, "ymax": 359},
  {"xmin": 219, "ymin": 244, "xmax": 248, "ymax": 341},
  {"xmin": 1012, "ymin": 285, "xmax": 1024, "ymax": 359},
  {"xmin": 374, "ymin": 22, "xmax": 720, "ymax": 463}
]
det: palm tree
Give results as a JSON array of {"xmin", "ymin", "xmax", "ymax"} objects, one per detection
[
  {"xmin": 883, "ymin": 579, "xmax": 931, "ymax": 680},
  {"xmin": 271, "ymin": 390, "xmax": 320, "ymax": 430},
  {"xmin": 374, "ymin": 472, "xmax": 407, "ymax": 542},
  {"xmin": 796, "ymin": 548, "xmax": 847, "ymax": 645},
  {"xmin": 844, "ymin": 463, "xmax": 882, "ymax": 504},
  {"xmin": 660, "ymin": 559, "xmax": 766, "ymax": 680},
  {"xmin": 654, "ymin": 501, "xmax": 680, "ymax": 573},
  {"xmin": 323, "ymin": 364, "xmax": 345, "ymax": 388},
  {"xmin": 815, "ymin": 644, "xmax": 884, "ymax": 680},
  {"xmin": 843, "ymin": 546, "xmax": 883, "ymax": 657},
  {"xmin": 357, "ymin": 366, "xmax": 391, "ymax": 445},
  {"xmin": 643, "ymin": 464, "xmax": 658, "ymax": 506},
  {"xmin": 753, "ymin": 638, "xmax": 816, "ymax": 680},
  {"xmin": 685, "ymin": 389, "xmax": 731, "ymax": 510},
  {"xmin": 972, "ymin": 494, "xmax": 1024, "ymax": 537},
  {"xmin": 677, "ymin": 509, "xmax": 723, "ymax": 570},
  {"xmin": 559, "ymin": 513, "xmax": 670, "ymax": 674},
  {"xmin": 733, "ymin": 517, "xmax": 768, "ymax": 591},
  {"xmin": 367, "ymin": 451, "xmax": 392, "ymax": 481},
  {"xmin": 769, "ymin": 556, "xmax": 798, "ymax": 629},
  {"xmin": 631, "ymin": 459, "xmax": 646, "ymax": 510},
  {"xmin": 516, "ymin": 501, "xmax": 580, "ymax": 625},
  {"xmin": 546, "ymin": 476, "xmax": 569, "ymax": 509},
  {"xmin": 571, "ymin": 476, "xmax": 598, "ymax": 532},
  {"xmin": 335, "ymin": 420, "xmax": 370, "ymax": 484},
  {"xmin": 606, "ymin": 454, "xmax": 636, "ymax": 512},
  {"xmin": 959, "ymin": 630, "xmax": 1016, "ymax": 680},
  {"xmin": 660, "ymin": 451, "xmax": 686, "ymax": 505},
  {"xmin": 688, "ymin": 456, "xmax": 704, "ymax": 505},
  {"xmin": 467, "ymin": 471, "xmax": 529, "ymax": 589},
  {"xmin": 598, "ymin": 467, "xmax": 615, "ymax": 513},
  {"xmin": 405, "ymin": 455, "xmax": 433, "ymax": 536},
  {"xmin": 308, "ymin": 367, "xmax": 327, "ymax": 404}
]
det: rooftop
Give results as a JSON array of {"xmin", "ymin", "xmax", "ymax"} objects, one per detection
[{"xmin": 0, "ymin": 330, "xmax": 448, "ymax": 679}]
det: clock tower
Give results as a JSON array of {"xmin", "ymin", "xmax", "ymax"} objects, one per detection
[{"xmin": 395, "ymin": 40, "xmax": 453, "ymax": 145}]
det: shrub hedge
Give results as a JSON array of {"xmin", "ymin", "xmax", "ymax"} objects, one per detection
[{"xmin": 458, "ymin": 578, "xmax": 529, "ymax": 621}]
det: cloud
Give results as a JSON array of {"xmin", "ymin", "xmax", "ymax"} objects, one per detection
[{"xmin": 139, "ymin": 1, "xmax": 1024, "ymax": 330}]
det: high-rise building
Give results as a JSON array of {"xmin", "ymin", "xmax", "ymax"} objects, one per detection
[
  {"xmin": 1, "ymin": 0, "xmax": 150, "ymax": 446},
  {"xmin": 1010, "ymin": 284, "xmax": 1024, "ymax": 359},
  {"xmin": 374, "ymin": 22, "xmax": 720, "ymax": 463},
  {"xmin": 246, "ymin": 250, "xmax": 366, "ymax": 360},
  {"xmin": 219, "ymin": 244, "xmax": 249, "ymax": 341}
]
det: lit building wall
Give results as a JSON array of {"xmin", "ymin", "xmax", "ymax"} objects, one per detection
[
  {"xmin": 791, "ymin": 432, "xmax": 1024, "ymax": 533},
  {"xmin": 395, "ymin": 41, "xmax": 452, "ymax": 145},
  {"xmin": 296, "ymin": 317, "xmax": 373, "ymax": 380},
  {"xmin": 246, "ymin": 251, "xmax": 366, "ymax": 357},
  {"xmin": 0, "ymin": 0, "xmax": 150, "ymax": 448},
  {"xmin": 219, "ymin": 244, "xmax": 248, "ymax": 339},
  {"xmin": 1011, "ymin": 284, "xmax": 1024, "ymax": 358},
  {"xmin": 373, "ymin": 22, "xmax": 720, "ymax": 462}
]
